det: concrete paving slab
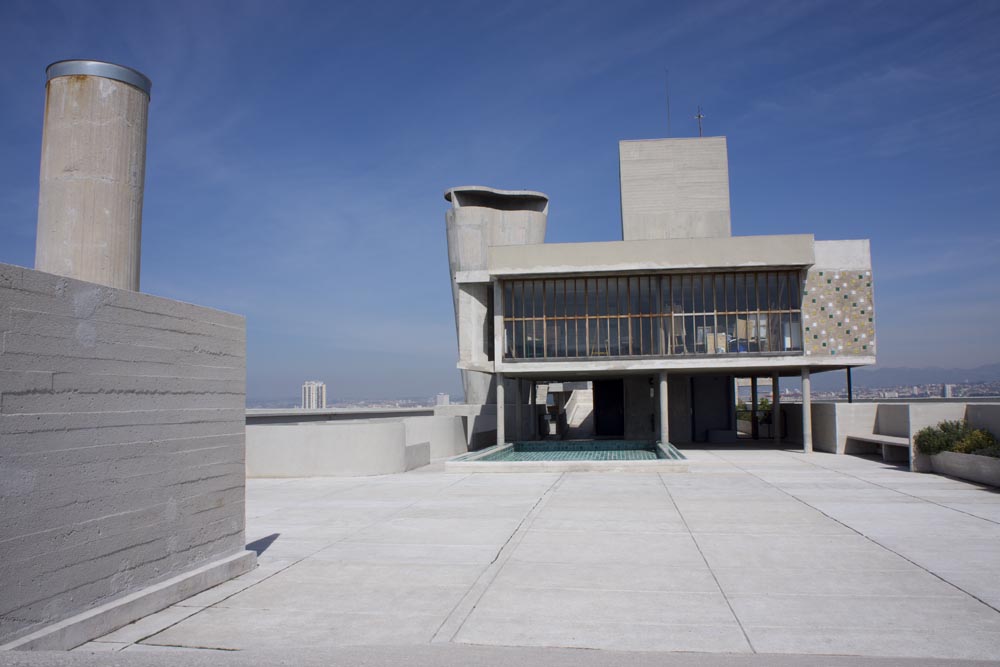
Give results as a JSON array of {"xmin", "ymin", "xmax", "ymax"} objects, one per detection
[
  {"xmin": 455, "ymin": 616, "xmax": 752, "ymax": 653},
  {"xmin": 744, "ymin": 625, "xmax": 1000, "ymax": 661},
  {"xmin": 695, "ymin": 533, "xmax": 912, "ymax": 570},
  {"xmin": 711, "ymin": 566, "xmax": 968, "ymax": 597},
  {"xmin": 71, "ymin": 453, "xmax": 1000, "ymax": 661},
  {"xmin": 91, "ymin": 605, "xmax": 201, "ymax": 644},
  {"xmin": 491, "ymin": 560, "xmax": 720, "ymax": 593},
  {"xmin": 511, "ymin": 529, "xmax": 705, "ymax": 566},
  {"xmin": 142, "ymin": 606, "xmax": 444, "ymax": 650},
  {"xmin": 309, "ymin": 541, "xmax": 500, "ymax": 564}
]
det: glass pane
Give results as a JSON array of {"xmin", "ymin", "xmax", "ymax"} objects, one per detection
[
  {"xmin": 778, "ymin": 273, "xmax": 789, "ymax": 310},
  {"xmin": 608, "ymin": 318, "xmax": 619, "ymax": 355},
  {"xmin": 768, "ymin": 272, "xmax": 779, "ymax": 310},
  {"xmin": 639, "ymin": 276, "xmax": 650, "ymax": 314},
  {"xmin": 790, "ymin": 272, "xmax": 801, "ymax": 310},
  {"xmin": 682, "ymin": 276, "xmax": 692, "ymax": 313},
  {"xmin": 503, "ymin": 282, "xmax": 512, "ymax": 318},
  {"xmin": 642, "ymin": 317, "xmax": 659, "ymax": 355},
  {"xmin": 684, "ymin": 316, "xmax": 696, "ymax": 354},
  {"xmin": 630, "ymin": 277, "xmax": 640, "ymax": 315},
  {"xmin": 768, "ymin": 312, "xmax": 782, "ymax": 352},
  {"xmin": 619, "ymin": 277, "xmax": 629, "ymax": 316},
  {"xmin": 714, "ymin": 275, "xmax": 725, "ymax": 314},
  {"xmin": 725, "ymin": 274, "xmax": 736, "ymax": 313},
  {"xmin": 554, "ymin": 280, "xmax": 564, "ymax": 319},
  {"xmin": 788, "ymin": 312, "xmax": 802, "ymax": 350},
  {"xmin": 693, "ymin": 276, "xmax": 703, "ymax": 313},
  {"xmin": 757, "ymin": 273, "xmax": 768, "ymax": 312},
  {"xmin": 736, "ymin": 273, "xmax": 746, "ymax": 311},
  {"xmin": 547, "ymin": 319, "xmax": 557, "ymax": 357}
]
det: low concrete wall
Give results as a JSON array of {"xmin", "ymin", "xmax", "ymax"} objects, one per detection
[
  {"xmin": 0, "ymin": 264, "xmax": 252, "ymax": 648},
  {"xmin": 246, "ymin": 420, "xmax": 420, "ymax": 477},
  {"xmin": 930, "ymin": 451, "xmax": 1000, "ymax": 488},
  {"xmin": 404, "ymin": 415, "xmax": 467, "ymax": 459}
]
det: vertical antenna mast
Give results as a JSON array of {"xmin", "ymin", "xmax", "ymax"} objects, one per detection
[
  {"xmin": 665, "ymin": 68, "xmax": 672, "ymax": 137},
  {"xmin": 695, "ymin": 105, "xmax": 705, "ymax": 137}
]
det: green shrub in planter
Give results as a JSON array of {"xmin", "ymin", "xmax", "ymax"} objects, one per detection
[
  {"xmin": 914, "ymin": 419, "xmax": 971, "ymax": 455},
  {"xmin": 955, "ymin": 429, "xmax": 999, "ymax": 456}
]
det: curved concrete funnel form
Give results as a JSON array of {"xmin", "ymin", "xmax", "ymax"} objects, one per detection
[
  {"xmin": 444, "ymin": 185, "xmax": 548, "ymax": 405},
  {"xmin": 445, "ymin": 185, "xmax": 549, "ymax": 214}
]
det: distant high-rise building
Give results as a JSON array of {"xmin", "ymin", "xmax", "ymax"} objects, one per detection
[
  {"xmin": 942, "ymin": 384, "xmax": 955, "ymax": 398},
  {"xmin": 302, "ymin": 381, "xmax": 327, "ymax": 409},
  {"xmin": 436, "ymin": 393, "xmax": 450, "ymax": 406}
]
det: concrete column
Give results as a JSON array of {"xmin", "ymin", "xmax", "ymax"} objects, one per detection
[
  {"xmin": 751, "ymin": 377, "xmax": 759, "ymax": 440},
  {"xmin": 772, "ymin": 373, "xmax": 781, "ymax": 444},
  {"xmin": 658, "ymin": 371, "xmax": 669, "ymax": 445},
  {"xmin": 530, "ymin": 381, "xmax": 537, "ymax": 439},
  {"xmin": 35, "ymin": 60, "xmax": 152, "ymax": 291},
  {"xmin": 801, "ymin": 368, "xmax": 813, "ymax": 453},
  {"xmin": 496, "ymin": 374, "xmax": 505, "ymax": 446},
  {"xmin": 514, "ymin": 379, "xmax": 522, "ymax": 443}
]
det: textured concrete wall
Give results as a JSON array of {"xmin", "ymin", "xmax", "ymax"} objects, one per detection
[
  {"xmin": 444, "ymin": 186, "xmax": 547, "ymax": 404},
  {"xmin": 619, "ymin": 137, "xmax": 731, "ymax": 241},
  {"xmin": 0, "ymin": 263, "xmax": 247, "ymax": 646}
]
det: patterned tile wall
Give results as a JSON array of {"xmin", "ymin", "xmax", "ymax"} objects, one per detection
[{"xmin": 801, "ymin": 268, "xmax": 875, "ymax": 358}]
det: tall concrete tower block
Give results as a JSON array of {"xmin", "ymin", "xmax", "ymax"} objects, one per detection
[
  {"xmin": 35, "ymin": 60, "xmax": 152, "ymax": 291},
  {"xmin": 619, "ymin": 136, "xmax": 731, "ymax": 241},
  {"xmin": 444, "ymin": 186, "xmax": 548, "ymax": 404}
]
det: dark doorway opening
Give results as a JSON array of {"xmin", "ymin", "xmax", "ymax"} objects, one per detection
[{"xmin": 593, "ymin": 379, "xmax": 625, "ymax": 437}]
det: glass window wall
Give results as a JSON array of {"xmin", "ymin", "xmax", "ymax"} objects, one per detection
[{"xmin": 501, "ymin": 270, "xmax": 803, "ymax": 360}]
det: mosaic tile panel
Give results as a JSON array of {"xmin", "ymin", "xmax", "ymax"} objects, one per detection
[{"xmin": 800, "ymin": 268, "xmax": 875, "ymax": 358}]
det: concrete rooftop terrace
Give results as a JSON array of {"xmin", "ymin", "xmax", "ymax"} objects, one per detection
[{"xmin": 12, "ymin": 450, "xmax": 1000, "ymax": 665}]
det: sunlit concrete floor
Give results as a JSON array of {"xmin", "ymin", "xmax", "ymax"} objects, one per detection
[{"xmin": 70, "ymin": 450, "xmax": 1000, "ymax": 662}]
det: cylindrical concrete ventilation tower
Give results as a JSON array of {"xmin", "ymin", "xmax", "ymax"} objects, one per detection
[
  {"xmin": 35, "ymin": 60, "xmax": 152, "ymax": 291},
  {"xmin": 444, "ymin": 185, "xmax": 548, "ymax": 405}
]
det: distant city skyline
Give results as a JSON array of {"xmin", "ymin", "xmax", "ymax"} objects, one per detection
[{"xmin": 1, "ymin": 1, "xmax": 997, "ymax": 400}]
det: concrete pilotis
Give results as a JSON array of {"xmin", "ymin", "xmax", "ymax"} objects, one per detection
[
  {"xmin": 658, "ymin": 371, "xmax": 669, "ymax": 444},
  {"xmin": 514, "ymin": 379, "xmax": 522, "ymax": 442},
  {"xmin": 801, "ymin": 368, "xmax": 813, "ymax": 453},
  {"xmin": 35, "ymin": 61, "xmax": 151, "ymax": 291},
  {"xmin": 496, "ymin": 373, "xmax": 505, "ymax": 446},
  {"xmin": 772, "ymin": 373, "xmax": 781, "ymax": 444}
]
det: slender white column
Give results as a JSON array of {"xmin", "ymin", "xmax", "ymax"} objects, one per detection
[
  {"xmin": 772, "ymin": 373, "xmax": 781, "ymax": 444},
  {"xmin": 496, "ymin": 374, "xmax": 505, "ymax": 446},
  {"xmin": 35, "ymin": 61, "xmax": 151, "ymax": 291},
  {"xmin": 658, "ymin": 371, "xmax": 669, "ymax": 445},
  {"xmin": 801, "ymin": 368, "xmax": 813, "ymax": 453}
]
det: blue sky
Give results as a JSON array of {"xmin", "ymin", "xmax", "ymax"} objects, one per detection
[{"xmin": 1, "ymin": 0, "xmax": 998, "ymax": 401}]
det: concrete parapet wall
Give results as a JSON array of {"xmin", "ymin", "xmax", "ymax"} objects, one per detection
[
  {"xmin": 246, "ymin": 421, "xmax": 410, "ymax": 477},
  {"xmin": 403, "ymin": 415, "xmax": 467, "ymax": 459},
  {"xmin": 0, "ymin": 263, "xmax": 250, "ymax": 647}
]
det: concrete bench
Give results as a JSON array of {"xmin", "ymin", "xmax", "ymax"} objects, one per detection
[{"xmin": 845, "ymin": 433, "xmax": 912, "ymax": 467}]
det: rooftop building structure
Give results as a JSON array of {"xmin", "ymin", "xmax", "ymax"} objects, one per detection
[{"xmin": 445, "ymin": 135, "xmax": 875, "ymax": 451}]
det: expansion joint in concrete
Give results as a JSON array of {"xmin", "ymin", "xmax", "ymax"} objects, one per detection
[
  {"xmin": 716, "ymin": 451, "xmax": 1000, "ymax": 618},
  {"xmin": 431, "ymin": 473, "xmax": 566, "ymax": 644},
  {"xmin": 657, "ymin": 472, "xmax": 757, "ymax": 654}
]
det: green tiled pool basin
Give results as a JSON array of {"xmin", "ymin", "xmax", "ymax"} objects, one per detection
[{"xmin": 475, "ymin": 440, "xmax": 681, "ymax": 462}]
